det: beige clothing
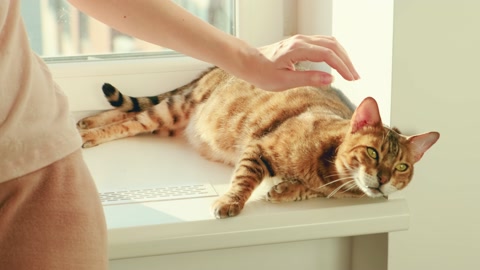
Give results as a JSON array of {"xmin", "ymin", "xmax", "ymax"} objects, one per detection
[
  {"xmin": 0, "ymin": 1, "xmax": 81, "ymax": 183},
  {"xmin": 0, "ymin": 2, "xmax": 108, "ymax": 269},
  {"xmin": 0, "ymin": 150, "xmax": 108, "ymax": 270}
]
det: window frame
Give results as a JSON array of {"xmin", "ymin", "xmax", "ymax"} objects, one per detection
[{"xmin": 47, "ymin": 0, "xmax": 393, "ymax": 123}]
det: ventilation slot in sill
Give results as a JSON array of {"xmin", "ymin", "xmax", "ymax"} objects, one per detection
[{"xmin": 99, "ymin": 184, "xmax": 218, "ymax": 205}]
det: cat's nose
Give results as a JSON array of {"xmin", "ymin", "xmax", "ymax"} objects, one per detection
[{"xmin": 377, "ymin": 172, "xmax": 390, "ymax": 185}]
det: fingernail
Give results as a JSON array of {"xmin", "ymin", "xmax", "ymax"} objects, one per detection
[
  {"xmin": 321, "ymin": 74, "xmax": 334, "ymax": 84},
  {"xmin": 353, "ymin": 70, "xmax": 360, "ymax": 80}
]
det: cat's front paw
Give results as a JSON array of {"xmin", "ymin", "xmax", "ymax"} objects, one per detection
[
  {"xmin": 78, "ymin": 129, "xmax": 99, "ymax": 148},
  {"xmin": 266, "ymin": 182, "xmax": 290, "ymax": 203},
  {"xmin": 211, "ymin": 195, "xmax": 244, "ymax": 219},
  {"xmin": 77, "ymin": 118, "xmax": 96, "ymax": 129},
  {"xmin": 266, "ymin": 180, "xmax": 303, "ymax": 203}
]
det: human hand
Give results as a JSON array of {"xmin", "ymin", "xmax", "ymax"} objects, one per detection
[{"xmin": 242, "ymin": 35, "xmax": 360, "ymax": 91}]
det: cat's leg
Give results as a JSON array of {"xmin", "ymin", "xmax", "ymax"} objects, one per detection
[
  {"xmin": 80, "ymin": 98, "xmax": 190, "ymax": 147},
  {"xmin": 79, "ymin": 110, "xmax": 162, "ymax": 148},
  {"xmin": 77, "ymin": 109, "xmax": 136, "ymax": 129},
  {"xmin": 211, "ymin": 144, "xmax": 270, "ymax": 219},
  {"xmin": 266, "ymin": 180, "xmax": 323, "ymax": 202}
]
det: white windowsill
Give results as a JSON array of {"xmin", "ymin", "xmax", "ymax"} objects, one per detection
[
  {"xmin": 80, "ymin": 135, "xmax": 409, "ymax": 260},
  {"xmin": 52, "ymin": 0, "xmax": 397, "ymax": 263}
]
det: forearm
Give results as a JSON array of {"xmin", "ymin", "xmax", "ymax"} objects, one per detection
[
  {"xmin": 68, "ymin": 0, "xmax": 359, "ymax": 91},
  {"xmin": 68, "ymin": 0, "xmax": 257, "ymax": 76}
]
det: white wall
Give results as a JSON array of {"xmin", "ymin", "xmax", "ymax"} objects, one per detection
[
  {"xmin": 297, "ymin": 0, "xmax": 394, "ymax": 123},
  {"xmin": 389, "ymin": 0, "xmax": 480, "ymax": 269}
]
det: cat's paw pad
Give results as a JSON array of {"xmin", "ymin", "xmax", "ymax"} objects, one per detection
[
  {"xmin": 81, "ymin": 141, "xmax": 98, "ymax": 148},
  {"xmin": 266, "ymin": 181, "xmax": 297, "ymax": 203},
  {"xmin": 211, "ymin": 196, "xmax": 244, "ymax": 219},
  {"xmin": 266, "ymin": 185, "xmax": 287, "ymax": 203},
  {"xmin": 77, "ymin": 118, "xmax": 96, "ymax": 129},
  {"xmin": 78, "ymin": 130, "xmax": 99, "ymax": 148}
]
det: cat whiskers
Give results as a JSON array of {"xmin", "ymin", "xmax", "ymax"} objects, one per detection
[
  {"xmin": 324, "ymin": 173, "xmax": 346, "ymax": 179},
  {"xmin": 325, "ymin": 168, "xmax": 355, "ymax": 179},
  {"xmin": 324, "ymin": 158, "xmax": 336, "ymax": 165},
  {"xmin": 314, "ymin": 176, "xmax": 352, "ymax": 191},
  {"xmin": 327, "ymin": 180, "xmax": 356, "ymax": 198},
  {"xmin": 317, "ymin": 167, "xmax": 359, "ymax": 198},
  {"xmin": 340, "ymin": 181, "xmax": 359, "ymax": 194}
]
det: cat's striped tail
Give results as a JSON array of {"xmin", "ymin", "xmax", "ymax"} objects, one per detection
[
  {"xmin": 102, "ymin": 67, "xmax": 217, "ymax": 112},
  {"xmin": 102, "ymin": 83, "xmax": 168, "ymax": 112}
]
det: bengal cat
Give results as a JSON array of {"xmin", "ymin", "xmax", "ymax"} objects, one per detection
[{"xmin": 77, "ymin": 67, "xmax": 439, "ymax": 219}]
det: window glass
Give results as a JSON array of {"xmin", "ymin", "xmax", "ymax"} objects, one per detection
[{"xmin": 20, "ymin": 0, "xmax": 235, "ymax": 59}]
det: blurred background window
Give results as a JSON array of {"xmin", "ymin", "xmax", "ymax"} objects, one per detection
[{"xmin": 21, "ymin": 0, "xmax": 235, "ymax": 58}]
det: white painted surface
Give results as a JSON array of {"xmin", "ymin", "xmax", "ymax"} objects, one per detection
[
  {"xmin": 352, "ymin": 234, "xmax": 388, "ymax": 270},
  {"xmin": 79, "ymin": 136, "xmax": 409, "ymax": 261},
  {"xmin": 389, "ymin": 0, "xmax": 480, "ymax": 269},
  {"xmin": 51, "ymin": 56, "xmax": 211, "ymax": 112},
  {"xmin": 236, "ymin": 0, "xmax": 284, "ymax": 46},
  {"xmin": 297, "ymin": 0, "xmax": 394, "ymax": 123},
  {"xmin": 110, "ymin": 238, "xmax": 353, "ymax": 270}
]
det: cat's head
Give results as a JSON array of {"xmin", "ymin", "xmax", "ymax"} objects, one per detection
[{"xmin": 335, "ymin": 97, "xmax": 439, "ymax": 198}]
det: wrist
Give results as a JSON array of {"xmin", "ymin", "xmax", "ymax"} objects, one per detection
[{"xmin": 217, "ymin": 37, "xmax": 265, "ymax": 83}]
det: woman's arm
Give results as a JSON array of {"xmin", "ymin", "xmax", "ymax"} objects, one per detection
[{"xmin": 68, "ymin": 0, "xmax": 359, "ymax": 91}]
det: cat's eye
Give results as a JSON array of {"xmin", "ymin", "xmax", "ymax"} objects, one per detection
[
  {"xmin": 395, "ymin": 163, "xmax": 409, "ymax": 172},
  {"xmin": 366, "ymin": 147, "xmax": 378, "ymax": 160}
]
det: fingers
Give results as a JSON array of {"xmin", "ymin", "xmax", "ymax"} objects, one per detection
[
  {"xmin": 306, "ymin": 35, "xmax": 360, "ymax": 80},
  {"xmin": 267, "ymin": 70, "xmax": 334, "ymax": 92},
  {"xmin": 276, "ymin": 35, "xmax": 360, "ymax": 81},
  {"xmin": 290, "ymin": 45, "xmax": 354, "ymax": 81},
  {"xmin": 245, "ymin": 34, "xmax": 359, "ymax": 91}
]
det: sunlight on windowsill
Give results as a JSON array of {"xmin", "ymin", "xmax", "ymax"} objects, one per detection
[{"xmin": 78, "ymin": 132, "xmax": 409, "ymax": 259}]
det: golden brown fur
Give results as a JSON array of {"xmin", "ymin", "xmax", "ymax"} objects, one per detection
[{"xmin": 78, "ymin": 67, "xmax": 440, "ymax": 218}]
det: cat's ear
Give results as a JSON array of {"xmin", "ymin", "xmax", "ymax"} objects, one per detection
[
  {"xmin": 351, "ymin": 97, "xmax": 382, "ymax": 133},
  {"xmin": 407, "ymin": 132, "xmax": 440, "ymax": 162}
]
